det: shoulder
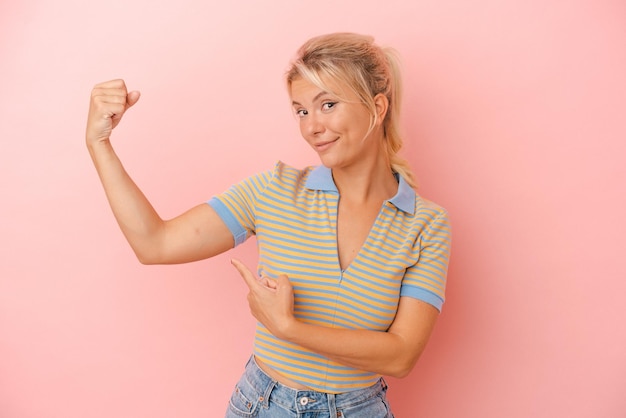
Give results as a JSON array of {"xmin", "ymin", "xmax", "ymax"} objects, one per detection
[
  {"xmin": 415, "ymin": 194, "xmax": 448, "ymax": 218},
  {"xmin": 228, "ymin": 161, "xmax": 315, "ymax": 192},
  {"xmin": 411, "ymin": 194, "xmax": 451, "ymax": 237},
  {"xmin": 267, "ymin": 160, "xmax": 318, "ymax": 189},
  {"xmin": 272, "ymin": 160, "xmax": 316, "ymax": 177},
  {"xmin": 413, "ymin": 197, "xmax": 451, "ymax": 251}
]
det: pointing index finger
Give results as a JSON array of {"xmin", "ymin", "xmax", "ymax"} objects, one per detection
[{"xmin": 231, "ymin": 258, "xmax": 258, "ymax": 289}]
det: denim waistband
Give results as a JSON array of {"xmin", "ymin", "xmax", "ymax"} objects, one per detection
[{"xmin": 243, "ymin": 356, "xmax": 388, "ymax": 414}]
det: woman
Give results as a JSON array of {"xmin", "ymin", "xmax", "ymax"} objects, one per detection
[{"xmin": 86, "ymin": 32, "xmax": 451, "ymax": 418}]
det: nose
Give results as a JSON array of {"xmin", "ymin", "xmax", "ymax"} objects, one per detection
[{"xmin": 301, "ymin": 113, "xmax": 325, "ymax": 137}]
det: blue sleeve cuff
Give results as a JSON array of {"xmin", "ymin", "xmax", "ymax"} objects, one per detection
[
  {"xmin": 206, "ymin": 197, "xmax": 248, "ymax": 247},
  {"xmin": 400, "ymin": 286, "xmax": 444, "ymax": 312}
]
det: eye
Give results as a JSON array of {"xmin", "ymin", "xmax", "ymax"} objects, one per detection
[
  {"xmin": 295, "ymin": 108, "xmax": 308, "ymax": 118},
  {"xmin": 322, "ymin": 102, "xmax": 337, "ymax": 111}
]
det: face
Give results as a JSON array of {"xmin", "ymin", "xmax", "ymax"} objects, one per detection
[{"xmin": 289, "ymin": 76, "xmax": 384, "ymax": 170}]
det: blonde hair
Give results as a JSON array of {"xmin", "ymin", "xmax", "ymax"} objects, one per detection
[{"xmin": 286, "ymin": 32, "xmax": 417, "ymax": 188}]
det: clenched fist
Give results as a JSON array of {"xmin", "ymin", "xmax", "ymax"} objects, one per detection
[{"xmin": 86, "ymin": 79, "xmax": 140, "ymax": 146}]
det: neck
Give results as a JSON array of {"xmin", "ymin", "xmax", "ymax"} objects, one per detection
[{"xmin": 331, "ymin": 157, "xmax": 398, "ymax": 204}]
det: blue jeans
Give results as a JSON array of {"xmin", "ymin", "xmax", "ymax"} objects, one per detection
[{"xmin": 225, "ymin": 356, "xmax": 394, "ymax": 417}]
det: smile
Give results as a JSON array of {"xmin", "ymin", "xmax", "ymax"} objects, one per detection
[{"xmin": 313, "ymin": 138, "xmax": 338, "ymax": 152}]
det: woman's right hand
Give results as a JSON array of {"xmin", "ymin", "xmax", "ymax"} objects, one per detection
[
  {"xmin": 84, "ymin": 78, "xmax": 234, "ymax": 265},
  {"xmin": 86, "ymin": 79, "xmax": 140, "ymax": 146}
]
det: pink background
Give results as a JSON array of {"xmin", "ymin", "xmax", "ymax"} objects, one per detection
[{"xmin": 1, "ymin": 1, "xmax": 625, "ymax": 417}]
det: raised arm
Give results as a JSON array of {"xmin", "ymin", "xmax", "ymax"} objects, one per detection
[{"xmin": 86, "ymin": 79, "xmax": 233, "ymax": 264}]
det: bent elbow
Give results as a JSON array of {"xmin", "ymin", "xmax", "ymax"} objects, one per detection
[
  {"xmin": 137, "ymin": 255, "xmax": 155, "ymax": 265},
  {"xmin": 133, "ymin": 246, "xmax": 162, "ymax": 265},
  {"xmin": 386, "ymin": 354, "xmax": 421, "ymax": 379},
  {"xmin": 136, "ymin": 252, "xmax": 155, "ymax": 265},
  {"xmin": 387, "ymin": 364, "xmax": 413, "ymax": 379}
]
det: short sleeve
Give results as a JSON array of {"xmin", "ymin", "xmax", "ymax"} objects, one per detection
[
  {"xmin": 206, "ymin": 169, "xmax": 274, "ymax": 247},
  {"xmin": 400, "ymin": 209, "xmax": 452, "ymax": 311}
]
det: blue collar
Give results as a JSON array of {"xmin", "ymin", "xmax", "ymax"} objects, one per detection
[{"xmin": 305, "ymin": 165, "xmax": 416, "ymax": 215}]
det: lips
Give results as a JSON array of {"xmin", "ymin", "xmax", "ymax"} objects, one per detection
[{"xmin": 313, "ymin": 138, "xmax": 338, "ymax": 152}]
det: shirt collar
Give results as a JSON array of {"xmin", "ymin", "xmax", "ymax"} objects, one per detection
[{"xmin": 305, "ymin": 165, "xmax": 416, "ymax": 214}]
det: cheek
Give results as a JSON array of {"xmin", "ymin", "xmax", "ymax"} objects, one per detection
[
  {"xmin": 298, "ymin": 122, "xmax": 314, "ymax": 143},
  {"xmin": 298, "ymin": 121, "xmax": 307, "ymax": 138}
]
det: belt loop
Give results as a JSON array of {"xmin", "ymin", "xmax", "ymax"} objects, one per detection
[
  {"xmin": 259, "ymin": 379, "xmax": 276, "ymax": 409},
  {"xmin": 327, "ymin": 393, "xmax": 337, "ymax": 417}
]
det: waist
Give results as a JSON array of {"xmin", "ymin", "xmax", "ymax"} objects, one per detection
[
  {"xmin": 244, "ymin": 355, "xmax": 388, "ymax": 407},
  {"xmin": 253, "ymin": 331, "xmax": 381, "ymax": 392},
  {"xmin": 255, "ymin": 356, "xmax": 313, "ymax": 390}
]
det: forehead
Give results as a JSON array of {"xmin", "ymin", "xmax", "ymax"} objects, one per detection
[
  {"xmin": 289, "ymin": 77, "xmax": 323, "ymax": 101},
  {"xmin": 289, "ymin": 75, "xmax": 351, "ymax": 103}
]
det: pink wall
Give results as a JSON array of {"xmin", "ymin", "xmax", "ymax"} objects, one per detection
[{"xmin": 1, "ymin": 1, "xmax": 625, "ymax": 417}]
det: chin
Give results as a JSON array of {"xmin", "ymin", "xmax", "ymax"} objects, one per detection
[{"xmin": 317, "ymin": 154, "xmax": 341, "ymax": 169}]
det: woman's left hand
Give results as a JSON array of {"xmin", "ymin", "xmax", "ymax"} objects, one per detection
[{"xmin": 231, "ymin": 259, "xmax": 296, "ymax": 339}]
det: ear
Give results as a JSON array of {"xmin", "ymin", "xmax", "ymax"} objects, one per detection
[{"xmin": 373, "ymin": 93, "xmax": 389, "ymax": 126}]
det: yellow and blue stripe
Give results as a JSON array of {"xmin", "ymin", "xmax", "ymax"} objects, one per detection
[{"xmin": 208, "ymin": 161, "xmax": 451, "ymax": 393}]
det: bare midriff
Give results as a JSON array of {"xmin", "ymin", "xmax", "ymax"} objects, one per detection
[{"xmin": 254, "ymin": 356, "xmax": 314, "ymax": 390}]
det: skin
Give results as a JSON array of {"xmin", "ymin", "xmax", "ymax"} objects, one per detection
[
  {"xmin": 86, "ymin": 79, "xmax": 233, "ymax": 265},
  {"xmin": 234, "ymin": 77, "xmax": 439, "ymax": 381},
  {"xmin": 86, "ymin": 77, "xmax": 439, "ymax": 389}
]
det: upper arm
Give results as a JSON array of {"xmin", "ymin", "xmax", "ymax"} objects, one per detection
[
  {"xmin": 145, "ymin": 168, "xmax": 276, "ymax": 265},
  {"xmin": 401, "ymin": 208, "xmax": 451, "ymax": 311},
  {"xmin": 383, "ymin": 209, "xmax": 450, "ymax": 375},
  {"xmin": 144, "ymin": 203, "xmax": 234, "ymax": 264},
  {"xmin": 386, "ymin": 296, "xmax": 440, "ymax": 376}
]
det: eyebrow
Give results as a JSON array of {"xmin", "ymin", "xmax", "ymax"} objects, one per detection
[{"xmin": 291, "ymin": 91, "xmax": 331, "ymax": 107}]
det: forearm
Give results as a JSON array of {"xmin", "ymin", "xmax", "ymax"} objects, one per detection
[
  {"xmin": 281, "ymin": 320, "xmax": 424, "ymax": 378},
  {"xmin": 87, "ymin": 139, "xmax": 165, "ymax": 263},
  {"xmin": 232, "ymin": 260, "xmax": 440, "ymax": 378}
]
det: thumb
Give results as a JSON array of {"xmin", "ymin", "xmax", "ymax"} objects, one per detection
[
  {"xmin": 275, "ymin": 274, "xmax": 292, "ymax": 289},
  {"xmin": 126, "ymin": 90, "xmax": 141, "ymax": 108},
  {"xmin": 258, "ymin": 276, "xmax": 278, "ymax": 290}
]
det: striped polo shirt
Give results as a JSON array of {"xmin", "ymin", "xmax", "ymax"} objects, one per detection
[{"xmin": 208, "ymin": 161, "xmax": 451, "ymax": 393}]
